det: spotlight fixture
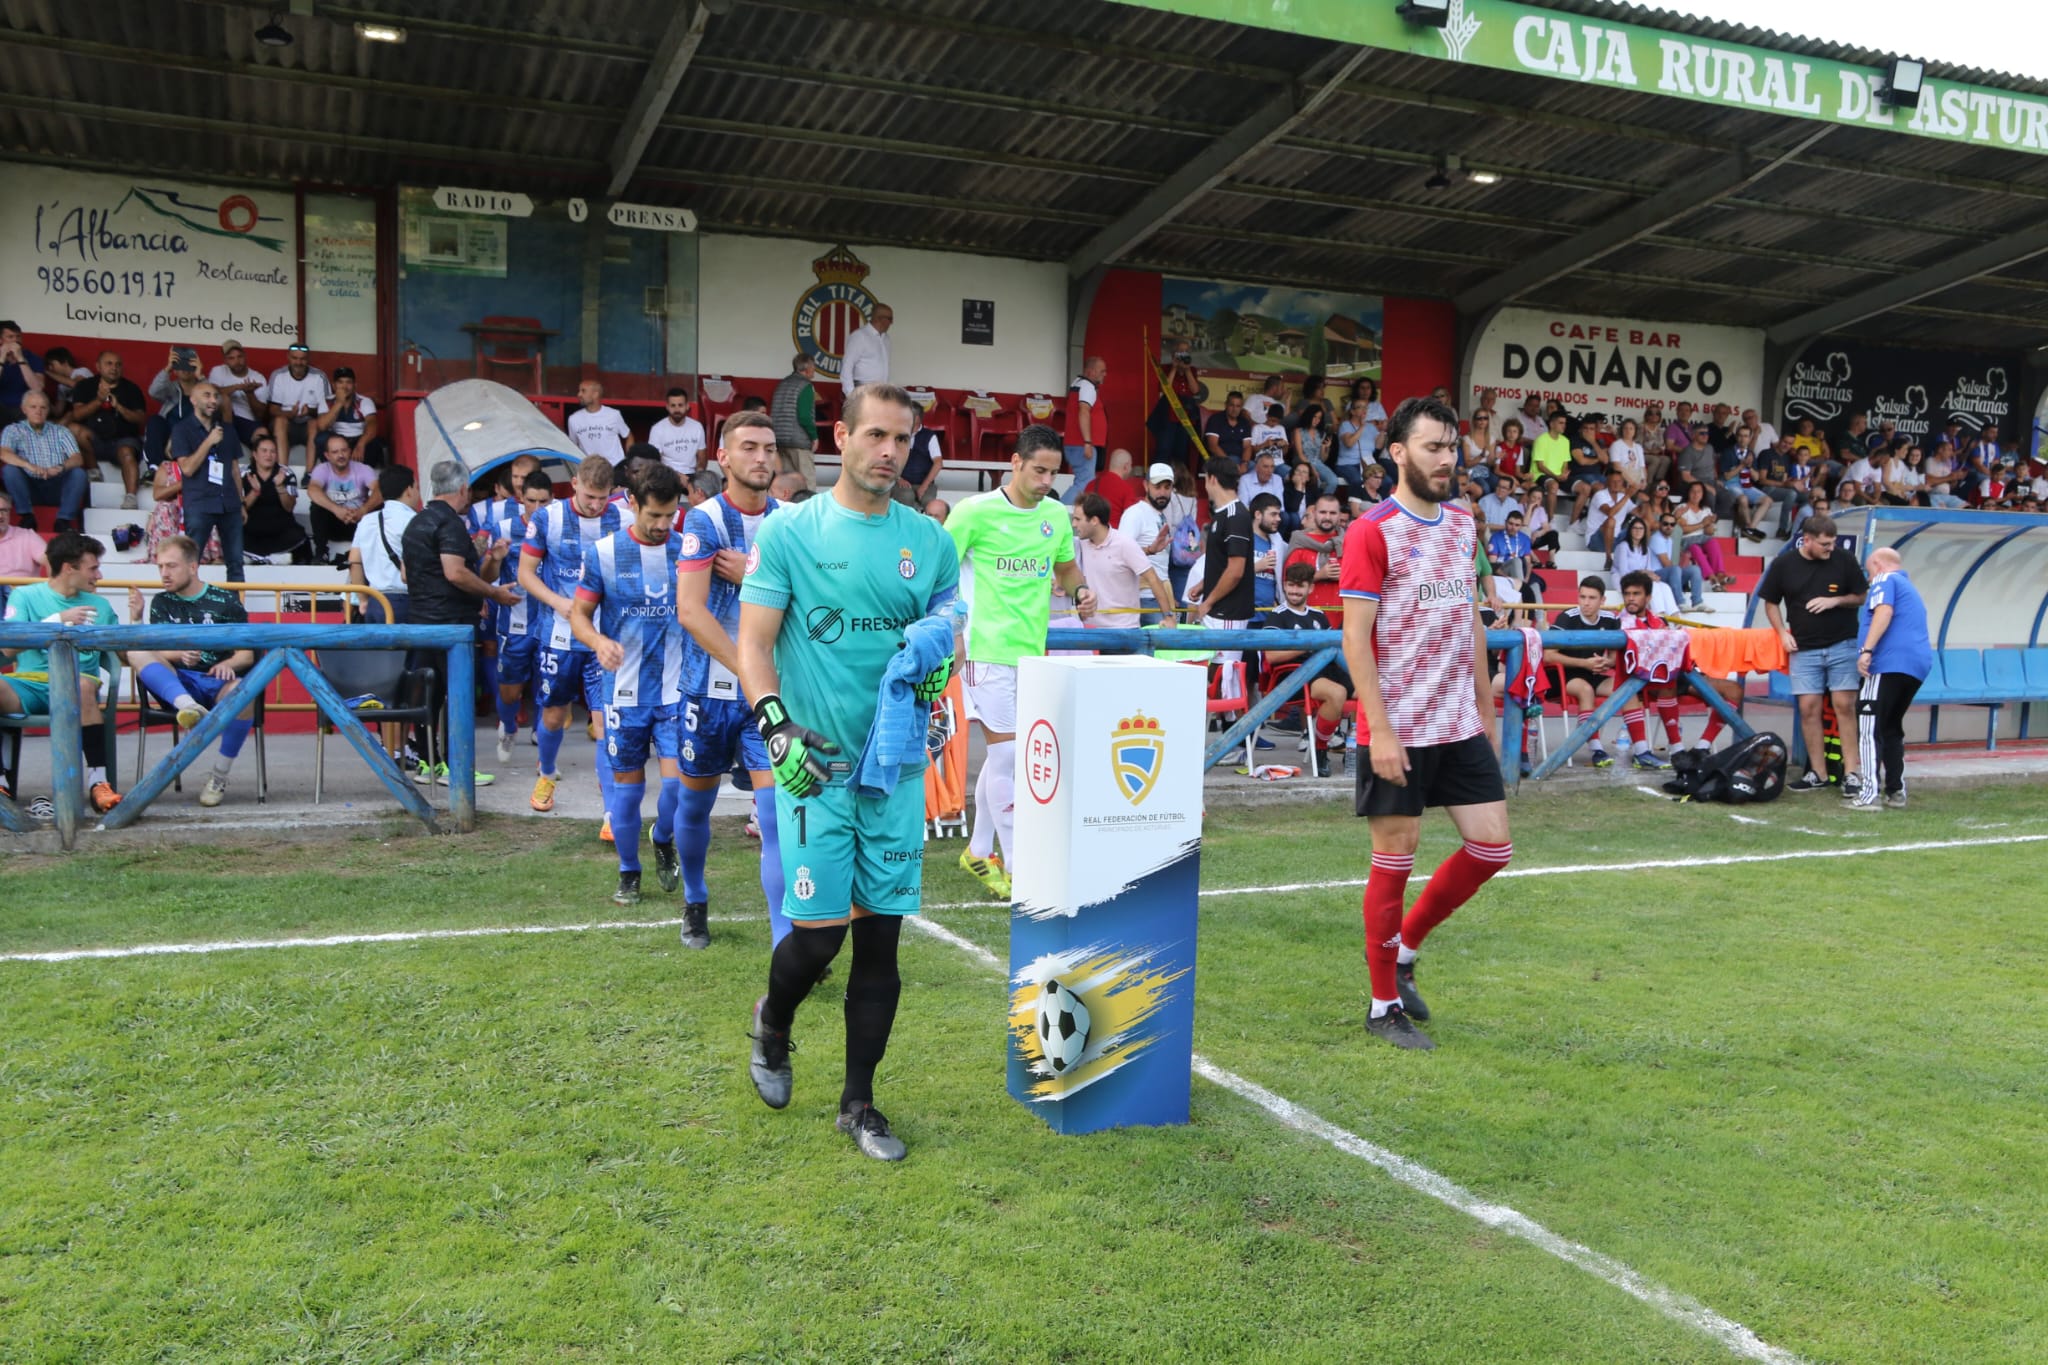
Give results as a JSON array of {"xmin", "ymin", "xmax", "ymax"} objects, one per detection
[
  {"xmin": 254, "ymin": 12, "xmax": 293, "ymax": 47},
  {"xmin": 1877, "ymin": 57, "xmax": 1925, "ymax": 110},
  {"xmin": 1395, "ymin": 0, "xmax": 1452, "ymax": 26},
  {"xmin": 354, "ymin": 21, "xmax": 408, "ymax": 43},
  {"xmin": 1470, "ymin": 169, "xmax": 1501, "ymax": 186},
  {"xmin": 1425, "ymin": 168, "xmax": 1452, "ymax": 191}
]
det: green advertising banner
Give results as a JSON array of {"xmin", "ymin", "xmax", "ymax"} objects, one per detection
[{"xmin": 1116, "ymin": 0, "xmax": 2048, "ymax": 159}]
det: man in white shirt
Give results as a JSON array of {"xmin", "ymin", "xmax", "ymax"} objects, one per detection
[
  {"xmin": 314, "ymin": 366, "xmax": 384, "ymax": 467},
  {"xmin": 267, "ymin": 343, "xmax": 331, "ymax": 466},
  {"xmin": 566, "ymin": 380, "xmax": 632, "ymax": 465},
  {"xmin": 347, "ymin": 464, "xmax": 421, "ymax": 623},
  {"xmin": 1243, "ymin": 377, "xmax": 1287, "ymax": 425},
  {"xmin": 1585, "ymin": 469, "xmax": 1630, "ymax": 554},
  {"xmin": 1746, "ymin": 409, "xmax": 1779, "ymax": 453},
  {"xmin": 1117, "ymin": 462, "xmax": 1187, "ymax": 625},
  {"xmin": 1241, "ymin": 449, "xmax": 1285, "ymax": 508},
  {"xmin": 648, "ymin": 385, "xmax": 706, "ymax": 476},
  {"xmin": 838, "ymin": 303, "xmax": 894, "ymax": 397},
  {"xmin": 207, "ymin": 340, "xmax": 269, "ymax": 444}
]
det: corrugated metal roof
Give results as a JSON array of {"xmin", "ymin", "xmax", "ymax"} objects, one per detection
[{"xmin": 1, "ymin": 0, "xmax": 2045, "ymax": 351}]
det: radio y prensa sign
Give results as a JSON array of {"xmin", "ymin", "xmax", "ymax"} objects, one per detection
[
  {"xmin": 1469, "ymin": 308, "xmax": 1763, "ymax": 419},
  {"xmin": 1787, "ymin": 340, "xmax": 2022, "ymax": 442},
  {"xmin": 5, "ymin": 168, "xmax": 299, "ymax": 344},
  {"xmin": 1115, "ymin": 0, "xmax": 2048, "ymax": 159}
]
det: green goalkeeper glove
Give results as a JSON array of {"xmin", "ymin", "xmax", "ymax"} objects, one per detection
[
  {"xmin": 913, "ymin": 652, "xmax": 954, "ymax": 702},
  {"xmin": 752, "ymin": 693, "xmax": 839, "ymax": 799}
]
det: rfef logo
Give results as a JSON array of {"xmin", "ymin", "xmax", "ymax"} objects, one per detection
[
  {"xmin": 1109, "ymin": 712, "xmax": 1165, "ymax": 806},
  {"xmin": 1025, "ymin": 719, "xmax": 1061, "ymax": 804}
]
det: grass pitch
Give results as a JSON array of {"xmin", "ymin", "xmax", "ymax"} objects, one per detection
[{"xmin": 5, "ymin": 780, "xmax": 2047, "ymax": 1362}]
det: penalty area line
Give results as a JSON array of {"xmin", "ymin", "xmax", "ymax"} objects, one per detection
[{"xmin": 905, "ymin": 915, "xmax": 1806, "ymax": 1364}]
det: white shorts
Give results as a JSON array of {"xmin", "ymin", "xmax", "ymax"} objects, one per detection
[{"xmin": 964, "ymin": 661, "xmax": 1018, "ymax": 734}]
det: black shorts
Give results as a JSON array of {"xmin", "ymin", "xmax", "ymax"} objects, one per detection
[
  {"xmin": 1558, "ymin": 665, "xmax": 1607, "ymax": 693},
  {"xmin": 1354, "ymin": 732, "xmax": 1506, "ymax": 819}
]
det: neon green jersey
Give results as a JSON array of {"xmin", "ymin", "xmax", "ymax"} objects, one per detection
[{"xmin": 946, "ymin": 488, "xmax": 1075, "ymax": 666}]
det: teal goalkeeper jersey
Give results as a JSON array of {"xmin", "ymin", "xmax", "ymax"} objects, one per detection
[{"xmin": 739, "ymin": 493, "xmax": 960, "ymax": 777}]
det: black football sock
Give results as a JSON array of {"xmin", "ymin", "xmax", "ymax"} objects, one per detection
[
  {"xmin": 81, "ymin": 724, "xmax": 107, "ymax": 775},
  {"xmin": 840, "ymin": 914, "xmax": 904, "ymax": 1111},
  {"xmin": 762, "ymin": 922, "xmax": 846, "ymax": 1034}
]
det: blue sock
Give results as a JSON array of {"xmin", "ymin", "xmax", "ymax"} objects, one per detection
[
  {"xmin": 596, "ymin": 756, "xmax": 615, "ymax": 810},
  {"xmin": 495, "ymin": 693, "xmax": 521, "ymax": 736},
  {"xmin": 677, "ymin": 783, "xmax": 717, "ymax": 902},
  {"xmin": 218, "ymin": 713, "xmax": 252, "ymax": 761},
  {"xmin": 480, "ymin": 651, "xmax": 498, "ymax": 698},
  {"xmin": 537, "ymin": 722, "xmax": 565, "ymax": 778},
  {"xmin": 653, "ymin": 776, "xmax": 683, "ymax": 846},
  {"xmin": 607, "ymin": 779, "xmax": 645, "ymax": 873},
  {"xmin": 139, "ymin": 662, "xmax": 185, "ymax": 708},
  {"xmin": 755, "ymin": 786, "xmax": 792, "ymax": 947}
]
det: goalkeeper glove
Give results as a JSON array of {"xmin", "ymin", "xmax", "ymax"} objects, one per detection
[
  {"xmin": 912, "ymin": 652, "xmax": 954, "ymax": 702},
  {"xmin": 752, "ymin": 693, "xmax": 839, "ymax": 798}
]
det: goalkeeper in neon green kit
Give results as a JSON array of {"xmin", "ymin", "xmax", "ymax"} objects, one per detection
[{"xmin": 737, "ymin": 383, "xmax": 960, "ymax": 1162}]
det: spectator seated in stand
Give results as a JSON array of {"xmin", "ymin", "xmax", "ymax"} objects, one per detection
[
  {"xmin": 268, "ymin": 342, "xmax": 332, "ymax": 469},
  {"xmin": 0, "ymin": 319, "xmax": 45, "ymax": 427},
  {"xmin": 1252, "ymin": 561, "xmax": 1353, "ymax": 769},
  {"xmin": 68, "ymin": 349, "xmax": 148, "ymax": 505},
  {"xmin": 1241, "ymin": 448, "xmax": 1285, "ymax": 509},
  {"xmin": 0, "ymin": 531, "xmax": 122, "ymax": 813},
  {"xmin": 0, "ymin": 488, "xmax": 52, "ymax": 615},
  {"xmin": 1, "ymin": 390, "xmax": 88, "ymax": 533},
  {"xmin": 207, "ymin": 339, "xmax": 271, "ymax": 446},
  {"xmin": 306, "ymin": 432, "xmax": 383, "ymax": 567},
  {"xmin": 312, "ymin": 366, "xmax": 388, "ymax": 469},
  {"xmin": 144, "ymin": 346, "xmax": 205, "ymax": 475},
  {"xmin": 126, "ymin": 535, "xmax": 256, "ymax": 808},
  {"xmin": 1583, "ymin": 469, "xmax": 1631, "ymax": 556},
  {"xmin": 240, "ymin": 433, "xmax": 310, "ymax": 565}
]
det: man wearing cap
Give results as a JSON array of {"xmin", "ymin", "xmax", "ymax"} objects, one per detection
[
  {"xmin": 268, "ymin": 343, "xmax": 332, "ymax": 469},
  {"xmin": 314, "ymin": 366, "xmax": 386, "ymax": 468},
  {"xmin": 207, "ymin": 341, "xmax": 270, "ymax": 445},
  {"xmin": 1117, "ymin": 462, "xmax": 1195, "ymax": 625}
]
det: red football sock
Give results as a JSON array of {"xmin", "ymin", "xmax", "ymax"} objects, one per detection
[
  {"xmin": 1700, "ymin": 712, "xmax": 1726, "ymax": 745},
  {"xmin": 1622, "ymin": 708, "xmax": 1648, "ymax": 746},
  {"xmin": 1656, "ymin": 698, "xmax": 1682, "ymax": 745},
  {"xmin": 1363, "ymin": 852, "xmax": 1413, "ymax": 1001},
  {"xmin": 1315, "ymin": 713, "xmax": 1340, "ymax": 743},
  {"xmin": 1401, "ymin": 841, "xmax": 1513, "ymax": 951}
]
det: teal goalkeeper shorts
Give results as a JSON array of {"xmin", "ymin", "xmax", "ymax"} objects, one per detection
[{"xmin": 775, "ymin": 778, "xmax": 928, "ymax": 921}]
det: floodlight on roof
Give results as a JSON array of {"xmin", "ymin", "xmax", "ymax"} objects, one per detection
[
  {"xmin": 354, "ymin": 21, "xmax": 407, "ymax": 43},
  {"xmin": 254, "ymin": 12, "xmax": 293, "ymax": 46},
  {"xmin": 1878, "ymin": 57, "xmax": 1925, "ymax": 110},
  {"xmin": 1470, "ymin": 169, "xmax": 1501, "ymax": 186},
  {"xmin": 1395, "ymin": 0, "xmax": 1452, "ymax": 26}
]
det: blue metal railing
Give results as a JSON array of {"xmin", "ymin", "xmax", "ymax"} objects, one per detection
[
  {"xmin": 1045, "ymin": 626, "xmax": 1752, "ymax": 785},
  {"xmin": 0, "ymin": 622, "xmax": 475, "ymax": 847}
]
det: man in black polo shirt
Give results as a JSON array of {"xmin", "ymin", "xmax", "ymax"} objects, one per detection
[
  {"xmin": 168, "ymin": 381, "xmax": 246, "ymax": 584},
  {"xmin": 401, "ymin": 459, "xmax": 518, "ymax": 786},
  {"xmin": 1191, "ymin": 455, "xmax": 1255, "ymax": 667},
  {"xmin": 1756, "ymin": 513, "xmax": 1867, "ymax": 794},
  {"xmin": 1541, "ymin": 577, "xmax": 1621, "ymax": 768},
  {"xmin": 1202, "ymin": 392, "xmax": 1252, "ymax": 468}
]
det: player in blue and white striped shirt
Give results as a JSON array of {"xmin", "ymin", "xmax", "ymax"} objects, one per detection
[
  {"xmin": 519, "ymin": 457, "xmax": 624, "ymax": 831},
  {"xmin": 571, "ymin": 463, "xmax": 688, "ymax": 907},
  {"xmin": 489, "ymin": 469, "xmax": 553, "ymax": 765},
  {"xmin": 673, "ymin": 411, "xmax": 782, "ymax": 950}
]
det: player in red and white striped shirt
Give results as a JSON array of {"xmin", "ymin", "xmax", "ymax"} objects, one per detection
[{"xmin": 1339, "ymin": 397, "xmax": 1513, "ymax": 1050}]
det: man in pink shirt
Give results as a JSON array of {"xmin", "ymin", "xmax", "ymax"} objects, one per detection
[
  {"xmin": 0, "ymin": 489, "xmax": 49, "ymax": 583},
  {"xmin": 1071, "ymin": 493, "xmax": 1174, "ymax": 627}
]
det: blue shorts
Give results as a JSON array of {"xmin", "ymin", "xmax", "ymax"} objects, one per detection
[
  {"xmin": 1, "ymin": 672, "xmax": 105, "ymax": 717},
  {"xmin": 497, "ymin": 633, "xmax": 540, "ymax": 686},
  {"xmin": 537, "ymin": 646, "xmax": 603, "ymax": 709},
  {"xmin": 776, "ymin": 778, "xmax": 929, "ymax": 921},
  {"xmin": 602, "ymin": 702, "xmax": 680, "ymax": 773},
  {"xmin": 676, "ymin": 695, "xmax": 769, "ymax": 778},
  {"xmin": 1788, "ymin": 638, "xmax": 1860, "ymax": 696},
  {"xmin": 173, "ymin": 668, "xmax": 237, "ymax": 708}
]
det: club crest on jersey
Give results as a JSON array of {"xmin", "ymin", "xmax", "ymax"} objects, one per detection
[
  {"xmin": 681, "ymin": 532, "xmax": 701, "ymax": 557},
  {"xmin": 1109, "ymin": 712, "xmax": 1166, "ymax": 807},
  {"xmin": 745, "ymin": 544, "xmax": 760, "ymax": 575},
  {"xmin": 792, "ymin": 865, "xmax": 816, "ymax": 901},
  {"xmin": 898, "ymin": 547, "xmax": 916, "ymax": 579},
  {"xmin": 792, "ymin": 245, "xmax": 878, "ymax": 379},
  {"xmin": 1040, "ymin": 521, "xmax": 1054, "ymax": 537}
]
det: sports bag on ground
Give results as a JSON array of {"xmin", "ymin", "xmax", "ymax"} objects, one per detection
[{"xmin": 1662, "ymin": 731, "xmax": 1787, "ymax": 804}]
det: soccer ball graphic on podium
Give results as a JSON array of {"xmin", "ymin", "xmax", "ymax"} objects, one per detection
[{"xmin": 1036, "ymin": 979, "xmax": 1091, "ymax": 1074}]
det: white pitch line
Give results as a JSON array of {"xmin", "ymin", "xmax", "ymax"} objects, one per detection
[
  {"xmin": 10, "ymin": 832, "xmax": 2044, "ymax": 965},
  {"xmin": 904, "ymin": 915, "xmax": 1804, "ymax": 1364},
  {"xmin": 0, "ymin": 914, "xmax": 755, "ymax": 964}
]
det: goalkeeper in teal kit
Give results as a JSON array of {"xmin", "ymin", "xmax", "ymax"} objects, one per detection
[{"xmin": 738, "ymin": 383, "xmax": 960, "ymax": 1162}]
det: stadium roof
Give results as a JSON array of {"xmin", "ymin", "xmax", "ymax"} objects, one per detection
[{"xmin": 6, "ymin": 0, "xmax": 2048, "ymax": 351}]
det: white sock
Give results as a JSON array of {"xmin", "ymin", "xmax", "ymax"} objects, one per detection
[
  {"xmin": 1369, "ymin": 997, "xmax": 1402, "ymax": 1018},
  {"xmin": 86, "ymin": 765, "xmax": 106, "ymax": 786},
  {"xmin": 969, "ymin": 752, "xmax": 996, "ymax": 859},
  {"xmin": 1634, "ymin": 740, "xmax": 1652, "ymax": 754},
  {"xmin": 174, "ymin": 692, "xmax": 198, "ymax": 711},
  {"xmin": 213, "ymin": 756, "xmax": 236, "ymax": 776},
  {"xmin": 1396, "ymin": 945, "xmax": 1418, "ymax": 965},
  {"xmin": 985, "ymin": 740, "xmax": 1017, "ymax": 868}
]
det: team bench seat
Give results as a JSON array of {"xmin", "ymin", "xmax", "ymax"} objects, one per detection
[{"xmin": 1759, "ymin": 647, "xmax": 2048, "ymax": 751}]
